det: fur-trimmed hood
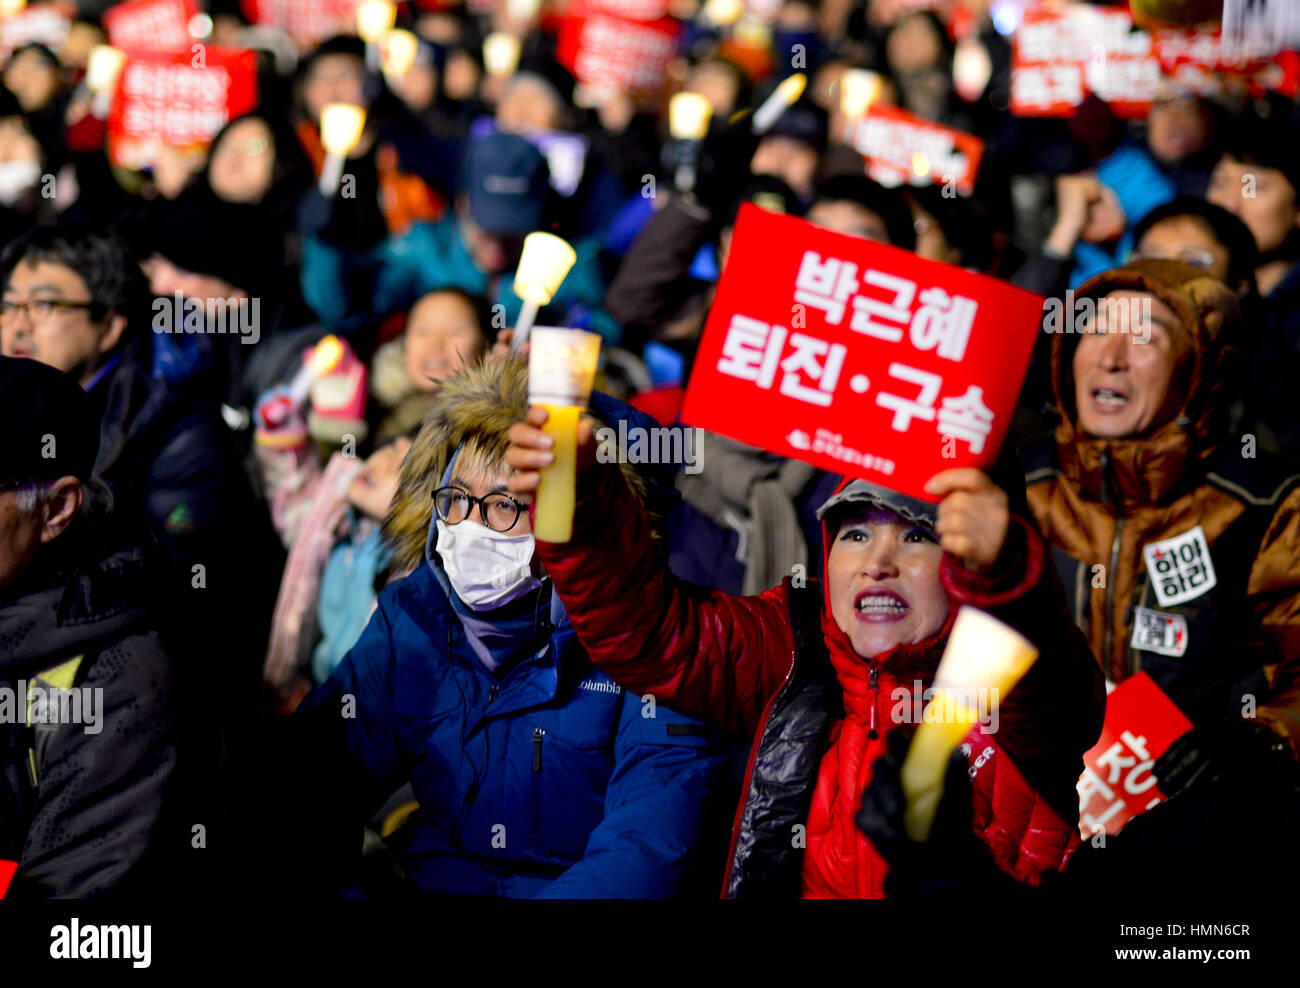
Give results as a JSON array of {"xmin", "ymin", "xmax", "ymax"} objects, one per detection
[{"xmin": 382, "ymin": 357, "xmax": 652, "ymax": 578}]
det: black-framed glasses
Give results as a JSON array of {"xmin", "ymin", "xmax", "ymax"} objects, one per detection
[
  {"xmin": 0, "ymin": 298, "xmax": 97, "ymax": 324},
  {"xmin": 433, "ymin": 485, "xmax": 525, "ymax": 533}
]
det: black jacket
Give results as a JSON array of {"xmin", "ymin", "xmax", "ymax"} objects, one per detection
[{"xmin": 0, "ymin": 528, "xmax": 176, "ymax": 898}]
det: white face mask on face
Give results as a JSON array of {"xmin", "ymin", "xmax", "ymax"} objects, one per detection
[
  {"xmin": 0, "ymin": 159, "xmax": 40, "ymax": 206},
  {"xmin": 435, "ymin": 518, "xmax": 541, "ymax": 611}
]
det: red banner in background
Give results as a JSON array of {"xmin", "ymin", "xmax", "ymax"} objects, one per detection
[
  {"xmin": 849, "ymin": 104, "xmax": 984, "ymax": 196},
  {"xmin": 556, "ymin": 0, "xmax": 679, "ymax": 98},
  {"xmin": 1012, "ymin": 4, "xmax": 1160, "ymax": 118},
  {"xmin": 1077, "ymin": 672, "xmax": 1192, "ymax": 837},
  {"xmin": 105, "ymin": 0, "xmax": 199, "ymax": 54},
  {"xmin": 107, "ymin": 47, "xmax": 258, "ymax": 170},
  {"xmin": 0, "ymin": 2, "xmax": 73, "ymax": 56},
  {"xmin": 239, "ymin": 0, "xmax": 358, "ymax": 51},
  {"xmin": 0, "ymin": 859, "xmax": 15, "ymax": 898},
  {"xmin": 681, "ymin": 205, "xmax": 1044, "ymax": 503}
]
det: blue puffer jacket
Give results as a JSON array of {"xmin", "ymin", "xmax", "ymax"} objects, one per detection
[{"xmin": 300, "ymin": 532, "xmax": 733, "ymax": 898}]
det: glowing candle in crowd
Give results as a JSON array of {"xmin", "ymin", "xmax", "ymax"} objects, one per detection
[
  {"xmin": 899, "ymin": 606, "xmax": 1039, "ymax": 842},
  {"xmin": 528, "ymin": 327, "xmax": 602, "ymax": 543},
  {"xmin": 669, "ymin": 92, "xmax": 713, "ymax": 193},
  {"xmin": 318, "ymin": 103, "xmax": 367, "ymax": 196},
  {"xmin": 839, "ymin": 68, "xmax": 881, "ymax": 120},
  {"xmin": 86, "ymin": 45, "xmax": 127, "ymax": 117},
  {"xmin": 260, "ymin": 335, "xmax": 347, "ymax": 429},
  {"xmin": 0, "ymin": 0, "xmax": 25, "ymax": 17},
  {"xmin": 702, "ymin": 0, "xmax": 743, "ymax": 27},
  {"xmin": 510, "ymin": 232, "xmax": 578, "ymax": 351},
  {"xmin": 356, "ymin": 0, "xmax": 396, "ymax": 71},
  {"xmin": 382, "ymin": 28, "xmax": 419, "ymax": 83},
  {"xmin": 483, "ymin": 32, "xmax": 521, "ymax": 77},
  {"xmin": 752, "ymin": 73, "xmax": 806, "ymax": 133},
  {"xmin": 911, "ymin": 152, "xmax": 931, "ymax": 179},
  {"xmin": 506, "ymin": 0, "xmax": 542, "ymax": 22}
]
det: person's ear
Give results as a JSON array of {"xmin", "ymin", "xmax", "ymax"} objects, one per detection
[
  {"xmin": 99, "ymin": 312, "xmax": 128, "ymax": 354},
  {"xmin": 38, "ymin": 476, "xmax": 82, "ymax": 544}
]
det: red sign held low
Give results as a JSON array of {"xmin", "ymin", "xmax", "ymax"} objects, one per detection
[
  {"xmin": 105, "ymin": 0, "xmax": 199, "ymax": 54},
  {"xmin": 681, "ymin": 205, "xmax": 1044, "ymax": 503},
  {"xmin": 1077, "ymin": 672, "xmax": 1193, "ymax": 837},
  {"xmin": 849, "ymin": 104, "xmax": 984, "ymax": 197}
]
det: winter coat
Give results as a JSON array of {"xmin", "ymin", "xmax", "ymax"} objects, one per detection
[
  {"xmin": 0, "ymin": 529, "xmax": 176, "ymax": 898},
  {"xmin": 1024, "ymin": 259, "xmax": 1300, "ymax": 752},
  {"xmin": 295, "ymin": 359, "xmax": 731, "ymax": 897},
  {"xmin": 535, "ymin": 463, "xmax": 1106, "ymax": 898}
]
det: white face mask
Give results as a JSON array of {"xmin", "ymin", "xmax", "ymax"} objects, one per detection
[
  {"xmin": 435, "ymin": 518, "xmax": 541, "ymax": 611},
  {"xmin": 0, "ymin": 159, "xmax": 40, "ymax": 206}
]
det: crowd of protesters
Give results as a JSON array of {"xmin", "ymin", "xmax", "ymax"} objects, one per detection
[{"xmin": 1, "ymin": 0, "xmax": 1300, "ymax": 900}]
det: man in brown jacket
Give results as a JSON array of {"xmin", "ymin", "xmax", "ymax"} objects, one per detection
[{"xmin": 1023, "ymin": 258, "xmax": 1300, "ymax": 780}]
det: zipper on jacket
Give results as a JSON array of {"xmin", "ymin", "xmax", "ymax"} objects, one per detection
[
  {"xmin": 1099, "ymin": 449, "xmax": 1124, "ymax": 678},
  {"xmin": 532, "ymin": 727, "xmax": 544, "ymax": 772},
  {"xmin": 867, "ymin": 664, "xmax": 880, "ymax": 740}
]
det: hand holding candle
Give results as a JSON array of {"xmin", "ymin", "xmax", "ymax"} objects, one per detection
[
  {"xmin": 527, "ymin": 328, "xmax": 602, "ymax": 543},
  {"xmin": 899, "ymin": 606, "xmax": 1038, "ymax": 843},
  {"xmin": 318, "ymin": 103, "xmax": 367, "ymax": 196},
  {"xmin": 510, "ymin": 232, "xmax": 577, "ymax": 352},
  {"xmin": 381, "ymin": 29, "xmax": 419, "ymax": 85},
  {"xmin": 356, "ymin": 0, "xmax": 396, "ymax": 71},
  {"xmin": 752, "ymin": 73, "xmax": 807, "ymax": 134},
  {"xmin": 86, "ymin": 45, "xmax": 127, "ymax": 118}
]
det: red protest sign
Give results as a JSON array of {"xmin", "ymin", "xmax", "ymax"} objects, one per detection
[
  {"xmin": 105, "ymin": 0, "xmax": 199, "ymax": 53},
  {"xmin": 555, "ymin": 0, "xmax": 680, "ymax": 98},
  {"xmin": 0, "ymin": 859, "xmax": 15, "ymax": 898},
  {"xmin": 1077, "ymin": 672, "xmax": 1192, "ymax": 837},
  {"xmin": 1011, "ymin": 4, "xmax": 1160, "ymax": 119},
  {"xmin": 107, "ymin": 47, "xmax": 258, "ymax": 170},
  {"xmin": 681, "ymin": 205, "xmax": 1044, "ymax": 502},
  {"xmin": 239, "ymin": 0, "xmax": 358, "ymax": 50},
  {"xmin": 849, "ymin": 104, "xmax": 984, "ymax": 196},
  {"xmin": 0, "ymin": 2, "xmax": 73, "ymax": 56}
]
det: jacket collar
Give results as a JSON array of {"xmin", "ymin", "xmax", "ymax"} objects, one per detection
[{"xmin": 1053, "ymin": 414, "xmax": 1207, "ymax": 512}]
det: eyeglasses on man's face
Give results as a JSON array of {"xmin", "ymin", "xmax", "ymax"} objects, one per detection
[
  {"xmin": 1128, "ymin": 247, "xmax": 1218, "ymax": 272},
  {"xmin": 0, "ymin": 297, "xmax": 96, "ymax": 325},
  {"xmin": 433, "ymin": 485, "xmax": 525, "ymax": 533}
]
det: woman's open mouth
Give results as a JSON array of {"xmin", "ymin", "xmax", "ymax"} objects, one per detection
[
  {"xmin": 1091, "ymin": 387, "xmax": 1130, "ymax": 410},
  {"xmin": 854, "ymin": 589, "xmax": 909, "ymax": 622}
]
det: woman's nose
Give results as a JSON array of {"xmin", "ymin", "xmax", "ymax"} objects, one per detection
[{"xmin": 860, "ymin": 538, "xmax": 900, "ymax": 579}]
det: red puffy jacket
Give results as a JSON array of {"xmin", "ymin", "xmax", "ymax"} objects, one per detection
[{"xmin": 536, "ymin": 468, "xmax": 1106, "ymax": 897}]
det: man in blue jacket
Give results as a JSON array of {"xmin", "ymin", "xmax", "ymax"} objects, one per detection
[{"xmin": 294, "ymin": 358, "xmax": 732, "ymax": 897}]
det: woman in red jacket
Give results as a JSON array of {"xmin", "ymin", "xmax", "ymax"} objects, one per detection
[{"xmin": 506, "ymin": 414, "xmax": 1105, "ymax": 898}]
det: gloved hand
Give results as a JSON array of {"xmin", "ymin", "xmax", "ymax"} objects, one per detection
[
  {"xmin": 1153, "ymin": 718, "xmax": 1294, "ymax": 799},
  {"xmin": 856, "ymin": 726, "xmax": 1008, "ymax": 898}
]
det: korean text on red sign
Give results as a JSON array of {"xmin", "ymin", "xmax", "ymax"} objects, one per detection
[
  {"xmin": 1077, "ymin": 672, "xmax": 1192, "ymax": 838},
  {"xmin": 848, "ymin": 104, "xmax": 984, "ymax": 197},
  {"xmin": 104, "ymin": 0, "xmax": 199, "ymax": 54},
  {"xmin": 681, "ymin": 205, "xmax": 1044, "ymax": 503},
  {"xmin": 239, "ymin": 0, "xmax": 359, "ymax": 51},
  {"xmin": 107, "ymin": 47, "xmax": 258, "ymax": 170},
  {"xmin": 1011, "ymin": 4, "xmax": 1160, "ymax": 119},
  {"xmin": 555, "ymin": 0, "xmax": 680, "ymax": 97}
]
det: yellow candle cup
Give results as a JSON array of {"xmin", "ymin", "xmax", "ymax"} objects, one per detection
[
  {"xmin": 484, "ymin": 32, "xmax": 522, "ymax": 77},
  {"xmin": 320, "ymin": 103, "xmax": 367, "ymax": 155},
  {"xmin": 840, "ymin": 68, "xmax": 881, "ymax": 119},
  {"xmin": 528, "ymin": 328, "xmax": 602, "ymax": 543},
  {"xmin": 355, "ymin": 0, "xmax": 396, "ymax": 42},
  {"xmin": 382, "ymin": 29, "xmax": 419, "ymax": 79},
  {"xmin": 86, "ymin": 45, "xmax": 127, "ymax": 93},
  {"xmin": 513, "ymin": 232, "xmax": 578, "ymax": 306},
  {"xmin": 900, "ymin": 606, "xmax": 1039, "ymax": 842},
  {"xmin": 669, "ymin": 92, "xmax": 713, "ymax": 141}
]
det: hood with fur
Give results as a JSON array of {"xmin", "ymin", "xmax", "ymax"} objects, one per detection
[{"xmin": 382, "ymin": 357, "xmax": 651, "ymax": 578}]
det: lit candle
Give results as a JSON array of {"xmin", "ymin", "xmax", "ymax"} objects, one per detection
[
  {"xmin": 356, "ymin": 0, "xmax": 396, "ymax": 72},
  {"xmin": 318, "ymin": 103, "xmax": 367, "ymax": 196},
  {"xmin": 261, "ymin": 335, "xmax": 347, "ymax": 429},
  {"xmin": 86, "ymin": 45, "xmax": 127, "ymax": 118},
  {"xmin": 510, "ymin": 232, "xmax": 577, "ymax": 351},
  {"xmin": 528, "ymin": 327, "xmax": 603, "ymax": 543},
  {"xmin": 483, "ymin": 32, "xmax": 521, "ymax": 77},
  {"xmin": 702, "ymin": 0, "xmax": 743, "ymax": 27},
  {"xmin": 752, "ymin": 73, "xmax": 806, "ymax": 133},
  {"xmin": 382, "ymin": 28, "xmax": 419, "ymax": 84},
  {"xmin": 0, "ymin": 0, "xmax": 26, "ymax": 17},
  {"xmin": 840, "ymin": 68, "xmax": 881, "ymax": 120},
  {"xmin": 669, "ymin": 92, "xmax": 713, "ymax": 193},
  {"xmin": 899, "ymin": 606, "xmax": 1039, "ymax": 842}
]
